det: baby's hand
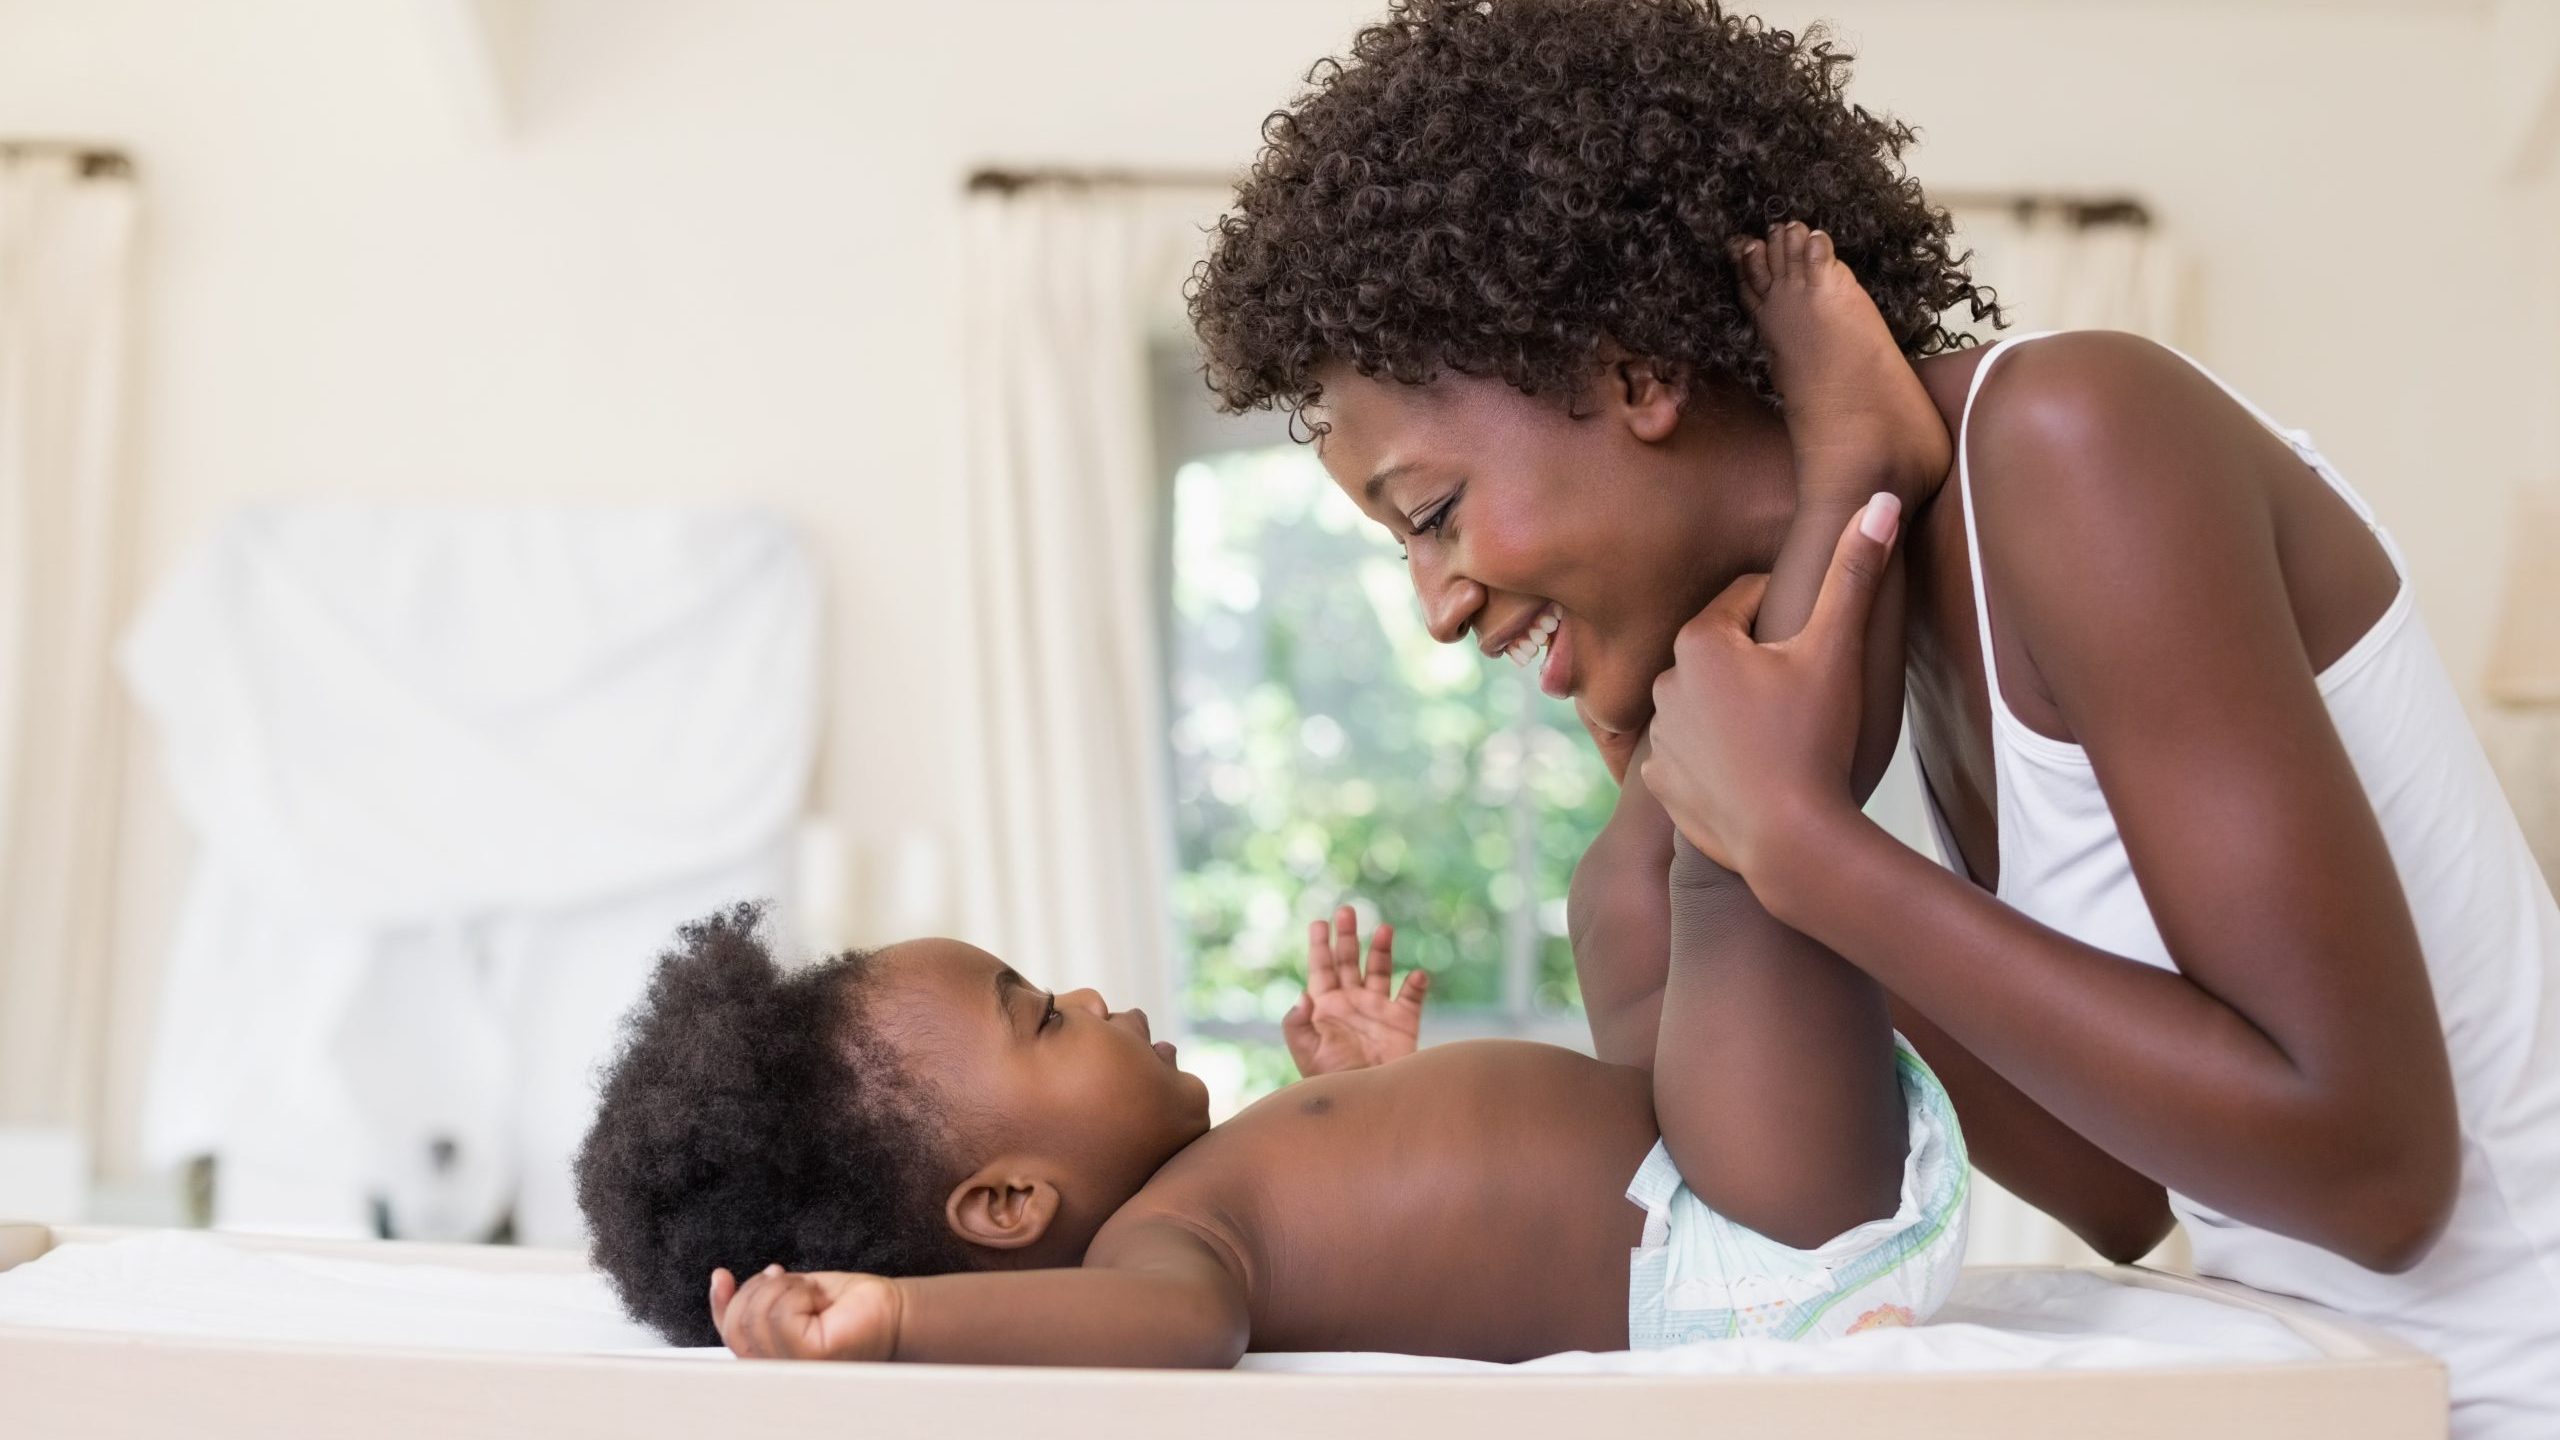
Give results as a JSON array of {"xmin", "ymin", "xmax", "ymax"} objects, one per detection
[
  {"xmin": 711, "ymin": 1264, "xmax": 900, "ymax": 1362},
  {"xmin": 1283, "ymin": 905, "xmax": 1429, "ymax": 1077}
]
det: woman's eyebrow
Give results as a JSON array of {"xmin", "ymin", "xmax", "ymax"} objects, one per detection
[{"xmin": 1364, "ymin": 462, "xmax": 1418, "ymax": 505}]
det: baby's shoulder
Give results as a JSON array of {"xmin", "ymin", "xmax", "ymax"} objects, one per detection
[{"xmin": 1092, "ymin": 1133, "xmax": 1270, "ymax": 1276}]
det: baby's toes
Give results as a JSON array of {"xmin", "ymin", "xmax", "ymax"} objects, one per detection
[
  {"xmin": 1770, "ymin": 220, "xmax": 1812, "ymax": 276},
  {"xmin": 1727, "ymin": 236, "xmax": 1773, "ymax": 306}
]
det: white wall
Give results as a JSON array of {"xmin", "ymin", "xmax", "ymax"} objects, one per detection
[{"xmin": 0, "ymin": 0, "xmax": 2549, "ymax": 1174}]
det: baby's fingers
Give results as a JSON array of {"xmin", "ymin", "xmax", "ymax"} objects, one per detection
[
  {"xmin": 1282, "ymin": 992, "xmax": 1319, "ymax": 1071},
  {"xmin": 1305, "ymin": 920, "xmax": 1337, "ymax": 994},
  {"xmin": 733, "ymin": 1264, "xmax": 792, "ymax": 1358},
  {"xmin": 709, "ymin": 1268, "xmax": 739, "ymax": 1347},
  {"xmin": 1395, "ymin": 966, "xmax": 1430, "ymax": 1012},
  {"xmin": 1331, "ymin": 905, "xmax": 1362, "ymax": 991},
  {"xmin": 772, "ymin": 1278, "xmax": 838, "ymax": 1359},
  {"xmin": 1364, "ymin": 921, "xmax": 1395, "ymax": 994}
]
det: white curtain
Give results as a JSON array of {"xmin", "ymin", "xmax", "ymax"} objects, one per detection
[
  {"xmin": 953, "ymin": 183, "xmax": 1224, "ymax": 1020},
  {"xmin": 0, "ymin": 152, "xmax": 139, "ymax": 1149},
  {"xmin": 1908, "ymin": 202, "xmax": 2189, "ymax": 1269}
]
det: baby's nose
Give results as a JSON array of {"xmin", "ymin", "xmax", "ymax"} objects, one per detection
[{"xmin": 1063, "ymin": 987, "xmax": 1108, "ymax": 1017}]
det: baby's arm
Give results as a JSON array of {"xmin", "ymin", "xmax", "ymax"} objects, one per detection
[
  {"xmin": 1566, "ymin": 737, "xmax": 1676, "ymax": 1069},
  {"xmin": 711, "ymin": 1219, "xmax": 1249, "ymax": 1368}
]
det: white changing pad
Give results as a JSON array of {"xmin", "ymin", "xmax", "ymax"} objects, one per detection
[{"xmin": 0, "ymin": 1232, "xmax": 2318, "ymax": 1373}]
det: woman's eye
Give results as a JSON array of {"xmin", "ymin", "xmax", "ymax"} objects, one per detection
[{"xmin": 1398, "ymin": 493, "xmax": 1458, "ymax": 559}]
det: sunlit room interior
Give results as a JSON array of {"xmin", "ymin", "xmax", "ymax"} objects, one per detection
[{"xmin": 1, "ymin": 0, "xmax": 2557, "ymax": 1433}]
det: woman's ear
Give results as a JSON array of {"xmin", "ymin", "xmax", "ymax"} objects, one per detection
[
  {"xmin": 945, "ymin": 1164, "xmax": 1061, "ymax": 1252},
  {"xmin": 1612, "ymin": 358, "xmax": 1689, "ymax": 444}
]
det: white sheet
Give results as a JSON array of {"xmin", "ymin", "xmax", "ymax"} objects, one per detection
[{"xmin": 0, "ymin": 1234, "xmax": 2319, "ymax": 1373}]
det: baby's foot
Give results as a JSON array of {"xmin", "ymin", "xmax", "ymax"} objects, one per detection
[{"xmin": 1730, "ymin": 222, "xmax": 1951, "ymax": 507}]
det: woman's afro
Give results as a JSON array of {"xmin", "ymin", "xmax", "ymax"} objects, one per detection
[
  {"xmin": 573, "ymin": 905, "xmax": 975, "ymax": 1346},
  {"xmin": 1188, "ymin": 0, "xmax": 2000, "ymax": 416}
]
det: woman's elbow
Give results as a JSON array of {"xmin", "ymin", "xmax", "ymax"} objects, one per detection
[
  {"xmin": 2339, "ymin": 1168, "xmax": 2457, "ymax": 1275},
  {"xmin": 2324, "ymin": 1127, "xmax": 2459, "ymax": 1275}
]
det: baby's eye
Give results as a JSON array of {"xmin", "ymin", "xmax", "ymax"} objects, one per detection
[{"xmin": 1042, "ymin": 994, "xmax": 1061, "ymax": 1029}]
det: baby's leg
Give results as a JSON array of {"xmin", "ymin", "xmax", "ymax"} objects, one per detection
[
  {"xmin": 1646, "ymin": 226, "xmax": 1944, "ymax": 1246},
  {"xmin": 1734, "ymin": 222, "xmax": 1935, "ymax": 795},
  {"xmin": 1650, "ymin": 837, "xmax": 1902, "ymax": 1246}
]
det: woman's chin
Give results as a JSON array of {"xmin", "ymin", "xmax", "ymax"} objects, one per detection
[{"xmin": 1579, "ymin": 684, "xmax": 1653, "ymax": 741}]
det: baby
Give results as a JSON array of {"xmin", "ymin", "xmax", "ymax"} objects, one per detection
[
  {"xmin": 577, "ymin": 897, "xmax": 1961, "ymax": 1364},
  {"xmin": 577, "ymin": 203, "xmax": 1971, "ymax": 1362}
]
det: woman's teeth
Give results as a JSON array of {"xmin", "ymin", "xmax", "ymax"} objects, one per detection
[{"xmin": 1507, "ymin": 607, "xmax": 1561, "ymax": 667}]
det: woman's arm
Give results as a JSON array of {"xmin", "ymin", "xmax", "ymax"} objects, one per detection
[
  {"xmin": 711, "ymin": 1219, "xmax": 1250, "ymax": 1367},
  {"xmin": 1743, "ymin": 335, "xmax": 2457, "ymax": 1271},
  {"xmin": 1889, "ymin": 1002, "xmax": 2175, "ymax": 1262},
  {"xmin": 1570, "ymin": 758, "xmax": 2178, "ymax": 1258}
]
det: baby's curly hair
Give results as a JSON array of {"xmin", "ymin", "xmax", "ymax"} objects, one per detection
[
  {"xmin": 1188, "ymin": 0, "xmax": 1999, "ymax": 417},
  {"xmin": 574, "ymin": 905, "xmax": 975, "ymax": 1346}
]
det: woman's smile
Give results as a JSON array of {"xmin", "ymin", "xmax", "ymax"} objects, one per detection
[
  {"xmin": 1480, "ymin": 601, "xmax": 1577, "ymax": 700},
  {"xmin": 1478, "ymin": 599, "xmax": 1558, "ymax": 668}
]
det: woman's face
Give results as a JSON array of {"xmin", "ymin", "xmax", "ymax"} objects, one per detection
[{"xmin": 1310, "ymin": 363, "xmax": 1790, "ymax": 738}]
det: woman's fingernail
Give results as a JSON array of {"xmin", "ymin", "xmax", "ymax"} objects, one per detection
[{"xmin": 1859, "ymin": 492, "xmax": 1902, "ymax": 544}]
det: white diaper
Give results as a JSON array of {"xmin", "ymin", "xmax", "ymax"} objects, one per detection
[{"xmin": 1626, "ymin": 1036, "xmax": 1969, "ymax": 1345}]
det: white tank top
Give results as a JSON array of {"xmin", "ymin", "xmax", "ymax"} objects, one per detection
[{"xmin": 1924, "ymin": 333, "xmax": 2560, "ymax": 1439}]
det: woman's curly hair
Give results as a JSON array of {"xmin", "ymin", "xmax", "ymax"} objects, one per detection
[
  {"xmin": 1188, "ymin": 0, "xmax": 1999, "ymax": 417},
  {"xmin": 574, "ymin": 905, "xmax": 976, "ymax": 1346}
]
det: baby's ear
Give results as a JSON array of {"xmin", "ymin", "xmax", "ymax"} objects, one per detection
[
  {"xmin": 944, "ymin": 1164, "xmax": 1060, "ymax": 1252},
  {"xmin": 1611, "ymin": 357, "xmax": 1690, "ymax": 444}
]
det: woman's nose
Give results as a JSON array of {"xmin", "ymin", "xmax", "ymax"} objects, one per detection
[{"xmin": 1412, "ymin": 555, "xmax": 1485, "ymax": 646}]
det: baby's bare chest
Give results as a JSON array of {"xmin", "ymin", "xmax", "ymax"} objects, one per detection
[{"xmin": 1154, "ymin": 1043, "xmax": 1659, "ymax": 1360}]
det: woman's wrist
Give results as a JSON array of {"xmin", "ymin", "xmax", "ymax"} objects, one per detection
[{"xmin": 1744, "ymin": 795, "xmax": 1883, "ymax": 932}]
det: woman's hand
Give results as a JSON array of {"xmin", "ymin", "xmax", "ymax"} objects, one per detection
[
  {"xmin": 711, "ymin": 1265, "xmax": 901, "ymax": 1362},
  {"xmin": 1282, "ymin": 904, "xmax": 1429, "ymax": 1077},
  {"xmin": 1640, "ymin": 495, "xmax": 1899, "ymax": 878}
]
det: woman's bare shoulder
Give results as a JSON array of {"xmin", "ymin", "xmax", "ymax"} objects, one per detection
[
  {"xmin": 1957, "ymin": 329, "xmax": 2293, "ymax": 553},
  {"xmin": 1966, "ymin": 331, "xmax": 2235, "ymax": 463}
]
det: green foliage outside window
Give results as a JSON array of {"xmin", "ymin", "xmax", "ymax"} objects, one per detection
[{"xmin": 1165, "ymin": 446, "xmax": 1615, "ymax": 1106}]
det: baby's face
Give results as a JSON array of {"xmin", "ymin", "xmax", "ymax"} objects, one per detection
[{"xmin": 871, "ymin": 939, "xmax": 1211, "ymax": 1208}]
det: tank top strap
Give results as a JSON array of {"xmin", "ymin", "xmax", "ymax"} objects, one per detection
[
  {"xmin": 1952, "ymin": 329, "xmax": 2406, "ymax": 729},
  {"xmin": 1951, "ymin": 330, "xmax": 2058, "ymax": 731},
  {"xmin": 2148, "ymin": 342, "xmax": 2384, "ymax": 531}
]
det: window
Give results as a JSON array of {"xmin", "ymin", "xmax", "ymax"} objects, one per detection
[{"xmin": 1155, "ymin": 348, "xmax": 1615, "ymax": 1116}]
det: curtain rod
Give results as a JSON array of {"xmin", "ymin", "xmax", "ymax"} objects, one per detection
[
  {"xmin": 0, "ymin": 142, "xmax": 133, "ymax": 179},
  {"xmin": 967, "ymin": 166, "xmax": 1238, "ymax": 194},
  {"xmin": 966, "ymin": 167, "xmax": 2149, "ymax": 227}
]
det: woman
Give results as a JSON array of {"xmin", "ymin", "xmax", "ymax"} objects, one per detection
[{"xmin": 1186, "ymin": 2, "xmax": 2560, "ymax": 1434}]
